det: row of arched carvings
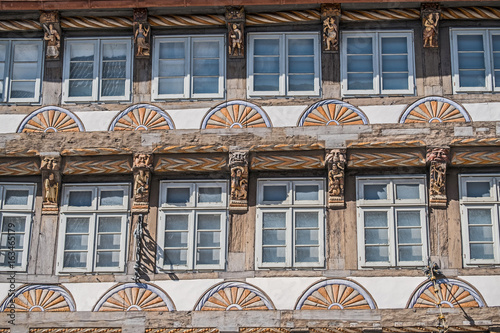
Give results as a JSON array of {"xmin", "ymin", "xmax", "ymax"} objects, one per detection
[
  {"xmin": 0, "ymin": 278, "xmax": 486, "ymax": 312},
  {"xmin": 16, "ymin": 96, "xmax": 471, "ymax": 133}
]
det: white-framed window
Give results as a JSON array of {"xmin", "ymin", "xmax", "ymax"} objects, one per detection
[
  {"xmin": 56, "ymin": 184, "xmax": 130, "ymax": 273},
  {"xmin": 0, "ymin": 184, "xmax": 36, "ymax": 271},
  {"xmin": 450, "ymin": 28, "xmax": 500, "ymax": 93},
  {"xmin": 152, "ymin": 36, "xmax": 225, "ymax": 99},
  {"xmin": 459, "ymin": 174, "xmax": 500, "ymax": 266},
  {"xmin": 0, "ymin": 40, "xmax": 44, "ymax": 103},
  {"xmin": 248, "ymin": 33, "xmax": 320, "ymax": 97},
  {"xmin": 356, "ymin": 176, "xmax": 428, "ymax": 268},
  {"xmin": 157, "ymin": 180, "xmax": 228, "ymax": 270},
  {"xmin": 341, "ymin": 31, "xmax": 415, "ymax": 96},
  {"xmin": 256, "ymin": 179, "xmax": 325, "ymax": 268},
  {"xmin": 62, "ymin": 38, "xmax": 132, "ymax": 102}
]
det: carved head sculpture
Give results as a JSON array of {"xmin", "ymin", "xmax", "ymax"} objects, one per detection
[
  {"xmin": 134, "ymin": 153, "xmax": 153, "ymax": 169},
  {"xmin": 426, "ymin": 148, "xmax": 449, "ymax": 164},
  {"xmin": 229, "ymin": 151, "xmax": 248, "ymax": 167},
  {"xmin": 325, "ymin": 149, "xmax": 346, "ymax": 167}
]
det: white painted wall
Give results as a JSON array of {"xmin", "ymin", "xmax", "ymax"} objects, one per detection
[
  {"xmin": 155, "ymin": 278, "xmax": 223, "ymax": 311},
  {"xmin": 63, "ymin": 282, "xmax": 116, "ymax": 311}
]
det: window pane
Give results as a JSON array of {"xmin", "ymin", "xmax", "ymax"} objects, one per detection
[
  {"xmin": 101, "ymin": 79, "xmax": 125, "ymax": 97},
  {"xmin": 64, "ymin": 234, "xmax": 88, "ymax": 250},
  {"xmin": 64, "ymin": 252, "xmax": 87, "ymax": 267},
  {"xmin": 254, "ymin": 75, "xmax": 279, "ymax": 91},
  {"xmin": 100, "ymin": 190, "xmax": 124, "ymax": 206},
  {"xmin": 98, "ymin": 216, "xmax": 122, "ymax": 232},
  {"xmin": 0, "ymin": 44, "xmax": 6, "ymax": 61},
  {"xmin": 102, "ymin": 43, "xmax": 127, "ymax": 61},
  {"xmin": 12, "ymin": 62, "xmax": 37, "ymax": 80},
  {"xmin": 296, "ymin": 247, "xmax": 319, "ymax": 262},
  {"xmin": 289, "ymin": 57, "xmax": 314, "ymax": 73},
  {"xmin": 193, "ymin": 77, "xmax": 219, "ymax": 94},
  {"xmin": 70, "ymin": 62, "xmax": 93, "ymax": 79},
  {"xmin": 102, "ymin": 62, "xmax": 126, "ymax": 79},
  {"xmin": 296, "ymin": 211, "xmax": 318, "ymax": 228},
  {"xmin": 5, "ymin": 190, "xmax": 29, "ymax": 206},
  {"xmin": 254, "ymin": 57, "xmax": 279, "ymax": 74},
  {"xmin": 366, "ymin": 246, "xmax": 389, "ymax": 262},
  {"xmin": 397, "ymin": 211, "xmax": 421, "ymax": 227},
  {"xmin": 399, "ymin": 245, "xmax": 422, "ymax": 262},
  {"xmin": 395, "ymin": 184, "xmax": 420, "ymax": 200},
  {"xmin": 382, "ymin": 55, "xmax": 408, "ymax": 72},
  {"xmin": 164, "ymin": 249, "xmax": 187, "ymax": 265},
  {"xmin": 458, "ymin": 53, "xmax": 485, "ymax": 70},
  {"xmin": 289, "ymin": 75, "xmax": 314, "ymax": 92},
  {"xmin": 69, "ymin": 80, "xmax": 93, "ymax": 97},
  {"xmin": 295, "ymin": 185, "xmax": 319, "ymax": 201},
  {"xmin": 165, "ymin": 231, "xmax": 187, "ymax": 247},
  {"xmin": 96, "ymin": 251, "xmax": 120, "ymax": 267},
  {"xmin": 255, "ymin": 39, "xmax": 279, "ymax": 55},
  {"xmin": 70, "ymin": 43, "xmax": 94, "ymax": 61},
  {"xmin": 347, "ymin": 55, "xmax": 373, "ymax": 72},
  {"xmin": 263, "ymin": 229, "xmax": 286, "ymax": 245},
  {"xmin": 193, "ymin": 41, "xmax": 219, "ymax": 58},
  {"xmin": 66, "ymin": 217, "xmax": 90, "ymax": 233},
  {"xmin": 296, "ymin": 229, "xmax": 318, "ymax": 245},
  {"xmin": 159, "ymin": 59, "xmax": 185, "ymax": 76},
  {"xmin": 165, "ymin": 214, "xmax": 189, "ymax": 230},
  {"xmin": 0, "ymin": 250, "xmax": 21, "ymax": 267},
  {"xmin": 193, "ymin": 59, "xmax": 219, "ymax": 76},
  {"xmin": 197, "ymin": 248, "xmax": 220, "ymax": 265},
  {"xmin": 470, "ymin": 243, "xmax": 494, "ymax": 260},
  {"xmin": 468, "ymin": 209, "xmax": 492, "ymax": 225},
  {"xmin": 2, "ymin": 216, "xmax": 26, "ymax": 232},
  {"xmin": 289, "ymin": 39, "xmax": 314, "ymax": 55},
  {"xmin": 347, "ymin": 37, "xmax": 372, "ymax": 54},
  {"xmin": 365, "ymin": 228, "xmax": 388, "ymax": 244},
  {"xmin": 381, "ymin": 37, "xmax": 407, "ymax": 54},
  {"xmin": 364, "ymin": 211, "xmax": 388, "ymax": 227},
  {"xmin": 492, "ymin": 35, "xmax": 500, "ymax": 51},
  {"xmin": 97, "ymin": 234, "xmax": 121, "ymax": 249},
  {"xmin": 459, "ymin": 70, "xmax": 485, "ymax": 87},
  {"xmin": 457, "ymin": 35, "xmax": 483, "ymax": 51},
  {"xmin": 382, "ymin": 73, "xmax": 409, "ymax": 90},
  {"xmin": 159, "ymin": 78, "xmax": 184, "ymax": 95},
  {"xmin": 0, "ymin": 234, "xmax": 23, "ymax": 249},
  {"xmin": 13, "ymin": 44, "xmax": 39, "ymax": 61},
  {"xmin": 160, "ymin": 42, "xmax": 185, "ymax": 59},
  {"xmin": 198, "ymin": 187, "xmax": 222, "ymax": 203},
  {"xmin": 197, "ymin": 230, "xmax": 220, "ymax": 247},
  {"xmin": 166, "ymin": 187, "xmax": 190, "ymax": 204},
  {"xmin": 364, "ymin": 184, "xmax": 387, "ymax": 200},
  {"xmin": 198, "ymin": 214, "xmax": 221, "ymax": 229},
  {"xmin": 397, "ymin": 228, "xmax": 422, "ymax": 244},
  {"xmin": 263, "ymin": 247, "xmax": 285, "ymax": 263},
  {"xmin": 469, "ymin": 226, "xmax": 493, "ymax": 242},
  {"xmin": 263, "ymin": 186, "xmax": 287, "ymax": 202},
  {"xmin": 10, "ymin": 82, "xmax": 35, "ymax": 99},
  {"xmin": 68, "ymin": 191, "xmax": 93, "ymax": 207},
  {"xmin": 347, "ymin": 73, "xmax": 373, "ymax": 90},
  {"xmin": 466, "ymin": 182, "xmax": 490, "ymax": 197}
]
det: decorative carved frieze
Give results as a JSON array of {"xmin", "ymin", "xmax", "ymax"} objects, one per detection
[
  {"xmin": 326, "ymin": 149, "xmax": 346, "ymax": 208},
  {"xmin": 17, "ymin": 106, "xmax": 85, "ymax": 133},
  {"xmin": 63, "ymin": 157, "xmax": 132, "ymax": 175},
  {"xmin": 61, "ymin": 148, "xmax": 132, "ymax": 156},
  {"xmin": 146, "ymin": 329, "xmax": 218, "ymax": 333},
  {"xmin": 0, "ymin": 159, "xmax": 40, "ymax": 176},
  {"xmin": 134, "ymin": 8, "xmax": 151, "ymax": 58},
  {"xmin": 40, "ymin": 154, "xmax": 61, "ymax": 214},
  {"xmin": 246, "ymin": 10, "xmax": 320, "ymax": 25},
  {"xmin": 229, "ymin": 150, "xmax": 249, "ymax": 212},
  {"xmin": 132, "ymin": 153, "xmax": 153, "ymax": 212},
  {"xmin": 421, "ymin": 3, "xmax": 441, "ymax": 48},
  {"xmin": 399, "ymin": 96, "xmax": 471, "ymax": 124},
  {"xmin": 348, "ymin": 151, "xmax": 425, "ymax": 168},
  {"xmin": 30, "ymin": 330, "xmax": 121, "ymax": 333},
  {"xmin": 427, "ymin": 147, "xmax": 449, "ymax": 208},
  {"xmin": 250, "ymin": 143, "xmax": 324, "ymax": 152},
  {"xmin": 226, "ymin": 7, "xmax": 245, "ymax": 59},
  {"xmin": 298, "ymin": 99, "xmax": 368, "ymax": 127},
  {"xmin": 153, "ymin": 145, "xmax": 228, "ymax": 154},
  {"xmin": 347, "ymin": 140, "xmax": 425, "ymax": 148},
  {"xmin": 321, "ymin": 4, "xmax": 340, "ymax": 53},
  {"xmin": 452, "ymin": 149, "xmax": 500, "ymax": 166},
  {"xmin": 40, "ymin": 11, "xmax": 61, "ymax": 60},
  {"xmin": 451, "ymin": 138, "xmax": 500, "ymax": 146},
  {"xmin": 341, "ymin": 8, "xmax": 420, "ymax": 21},
  {"xmin": 240, "ymin": 329, "xmax": 289, "ymax": 333},
  {"xmin": 251, "ymin": 153, "xmax": 324, "ymax": 170},
  {"xmin": 201, "ymin": 100, "xmax": 271, "ymax": 129},
  {"xmin": 0, "ymin": 285, "xmax": 76, "ymax": 312},
  {"xmin": 155, "ymin": 155, "xmax": 227, "ymax": 173}
]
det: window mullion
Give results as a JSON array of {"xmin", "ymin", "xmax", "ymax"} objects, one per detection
[
  {"xmin": 485, "ymin": 31, "xmax": 493, "ymax": 91},
  {"xmin": 186, "ymin": 37, "xmax": 192, "ymax": 99},
  {"xmin": 374, "ymin": 32, "xmax": 381, "ymax": 94},
  {"xmin": 287, "ymin": 207, "xmax": 293, "ymax": 267},
  {"xmin": 390, "ymin": 206, "xmax": 397, "ymax": 266},
  {"xmin": 89, "ymin": 212, "xmax": 97, "ymax": 272},
  {"xmin": 189, "ymin": 210, "xmax": 196, "ymax": 269},
  {"xmin": 94, "ymin": 39, "xmax": 100, "ymax": 102},
  {"xmin": 280, "ymin": 34, "xmax": 286, "ymax": 96}
]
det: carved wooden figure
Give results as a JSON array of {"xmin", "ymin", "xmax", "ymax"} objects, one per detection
[
  {"xmin": 321, "ymin": 4, "xmax": 341, "ymax": 53},
  {"xmin": 427, "ymin": 147, "xmax": 449, "ymax": 207},
  {"xmin": 421, "ymin": 3, "xmax": 441, "ymax": 48},
  {"xmin": 134, "ymin": 8, "xmax": 151, "ymax": 58},
  {"xmin": 326, "ymin": 149, "xmax": 346, "ymax": 208},
  {"xmin": 226, "ymin": 7, "xmax": 245, "ymax": 59},
  {"xmin": 132, "ymin": 153, "xmax": 153, "ymax": 212},
  {"xmin": 229, "ymin": 150, "xmax": 249, "ymax": 211},
  {"xmin": 40, "ymin": 155, "xmax": 61, "ymax": 214},
  {"xmin": 40, "ymin": 11, "xmax": 61, "ymax": 60}
]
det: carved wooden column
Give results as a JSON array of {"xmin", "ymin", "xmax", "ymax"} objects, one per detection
[
  {"xmin": 40, "ymin": 154, "xmax": 62, "ymax": 214},
  {"xmin": 326, "ymin": 149, "xmax": 346, "ymax": 208},
  {"xmin": 421, "ymin": 3, "xmax": 441, "ymax": 48},
  {"xmin": 226, "ymin": 6, "xmax": 245, "ymax": 59},
  {"xmin": 427, "ymin": 147, "xmax": 449, "ymax": 208},
  {"xmin": 132, "ymin": 153, "xmax": 153, "ymax": 212},
  {"xmin": 134, "ymin": 8, "xmax": 151, "ymax": 58},
  {"xmin": 40, "ymin": 11, "xmax": 61, "ymax": 60},
  {"xmin": 321, "ymin": 3, "xmax": 341, "ymax": 53},
  {"xmin": 229, "ymin": 150, "xmax": 249, "ymax": 212}
]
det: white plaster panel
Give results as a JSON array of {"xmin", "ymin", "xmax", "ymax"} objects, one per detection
[
  {"xmin": 459, "ymin": 275, "xmax": 500, "ymax": 307},
  {"xmin": 247, "ymin": 277, "xmax": 321, "ymax": 310},
  {"xmin": 360, "ymin": 104, "xmax": 406, "ymax": 124},
  {"xmin": 0, "ymin": 283, "xmax": 22, "ymax": 306},
  {"xmin": 167, "ymin": 108, "xmax": 212, "ymax": 129},
  {"xmin": 154, "ymin": 278, "xmax": 223, "ymax": 311},
  {"xmin": 462, "ymin": 103, "xmax": 500, "ymax": 122},
  {"xmin": 74, "ymin": 111, "xmax": 117, "ymax": 132},
  {"xmin": 351, "ymin": 276, "xmax": 427, "ymax": 309},
  {"xmin": 0, "ymin": 115, "xmax": 29, "ymax": 133},
  {"xmin": 264, "ymin": 105, "xmax": 308, "ymax": 127},
  {"xmin": 63, "ymin": 282, "xmax": 115, "ymax": 311}
]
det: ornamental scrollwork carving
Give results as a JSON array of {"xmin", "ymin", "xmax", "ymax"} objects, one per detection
[
  {"xmin": 132, "ymin": 153, "xmax": 153, "ymax": 212},
  {"xmin": 229, "ymin": 150, "xmax": 249, "ymax": 212},
  {"xmin": 321, "ymin": 4, "xmax": 341, "ymax": 53},
  {"xmin": 326, "ymin": 149, "xmax": 346, "ymax": 208},
  {"xmin": 40, "ymin": 154, "xmax": 61, "ymax": 214},
  {"xmin": 40, "ymin": 11, "xmax": 61, "ymax": 60},
  {"xmin": 226, "ymin": 7, "xmax": 245, "ymax": 58},
  {"xmin": 427, "ymin": 147, "xmax": 449, "ymax": 207},
  {"xmin": 421, "ymin": 3, "xmax": 441, "ymax": 48}
]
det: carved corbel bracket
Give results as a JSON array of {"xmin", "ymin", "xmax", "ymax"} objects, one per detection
[
  {"xmin": 321, "ymin": 3, "xmax": 341, "ymax": 53},
  {"xmin": 426, "ymin": 147, "xmax": 449, "ymax": 208},
  {"xmin": 132, "ymin": 153, "xmax": 153, "ymax": 213},
  {"xmin": 225, "ymin": 6, "xmax": 245, "ymax": 59},
  {"xmin": 40, "ymin": 153, "xmax": 62, "ymax": 214},
  {"xmin": 134, "ymin": 8, "xmax": 151, "ymax": 58},
  {"xmin": 421, "ymin": 3, "xmax": 441, "ymax": 48},
  {"xmin": 326, "ymin": 149, "xmax": 346, "ymax": 208},
  {"xmin": 40, "ymin": 11, "xmax": 61, "ymax": 60},
  {"xmin": 229, "ymin": 150, "xmax": 249, "ymax": 212}
]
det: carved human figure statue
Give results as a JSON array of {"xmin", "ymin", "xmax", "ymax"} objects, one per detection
[
  {"xmin": 44, "ymin": 172, "xmax": 58, "ymax": 204},
  {"xmin": 134, "ymin": 169, "xmax": 149, "ymax": 202},
  {"xmin": 229, "ymin": 23, "xmax": 243, "ymax": 56},
  {"xmin": 323, "ymin": 17, "xmax": 338, "ymax": 51},
  {"xmin": 423, "ymin": 12, "xmax": 439, "ymax": 48},
  {"xmin": 231, "ymin": 166, "xmax": 247, "ymax": 200},
  {"xmin": 135, "ymin": 23, "xmax": 151, "ymax": 57},
  {"xmin": 430, "ymin": 162, "xmax": 446, "ymax": 196},
  {"xmin": 43, "ymin": 23, "xmax": 61, "ymax": 58},
  {"xmin": 329, "ymin": 162, "xmax": 344, "ymax": 196}
]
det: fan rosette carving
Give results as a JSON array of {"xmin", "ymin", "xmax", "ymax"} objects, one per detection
[
  {"xmin": 400, "ymin": 97, "xmax": 471, "ymax": 124},
  {"xmin": 202, "ymin": 101, "xmax": 271, "ymax": 129},
  {"xmin": 0, "ymin": 285, "xmax": 75, "ymax": 312},
  {"xmin": 94, "ymin": 283, "xmax": 174, "ymax": 312},
  {"xmin": 195, "ymin": 282, "xmax": 274, "ymax": 311},
  {"xmin": 112, "ymin": 105, "xmax": 172, "ymax": 131},
  {"xmin": 409, "ymin": 279, "xmax": 484, "ymax": 309},
  {"xmin": 299, "ymin": 100, "xmax": 368, "ymax": 126},
  {"xmin": 18, "ymin": 107, "xmax": 84, "ymax": 133},
  {"xmin": 295, "ymin": 279, "xmax": 376, "ymax": 310}
]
